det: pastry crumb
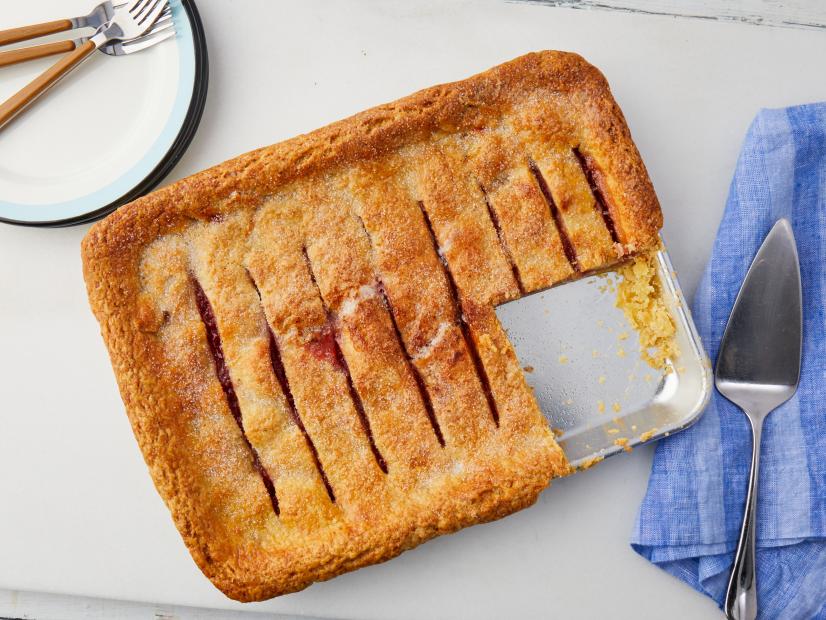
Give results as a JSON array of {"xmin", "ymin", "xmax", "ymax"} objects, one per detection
[
  {"xmin": 579, "ymin": 456, "xmax": 603, "ymax": 470},
  {"xmin": 640, "ymin": 428, "xmax": 657, "ymax": 442},
  {"xmin": 614, "ymin": 437, "xmax": 632, "ymax": 452},
  {"xmin": 612, "ymin": 402, "xmax": 621, "ymax": 413},
  {"xmin": 598, "ymin": 375, "xmax": 606, "ymax": 384},
  {"xmin": 597, "ymin": 400, "xmax": 605, "ymax": 413},
  {"xmin": 607, "ymin": 428, "xmax": 620, "ymax": 435},
  {"xmin": 578, "ymin": 455, "xmax": 604, "ymax": 470},
  {"xmin": 616, "ymin": 348, "xmax": 626, "ymax": 358},
  {"xmin": 523, "ymin": 365, "xmax": 534, "ymax": 373},
  {"xmin": 558, "ymin": 355, "xmax": 569, "ymax": 364},
  {"xmin": 615, "ymin": 251, "xmax": 679, "ymax": 370}
]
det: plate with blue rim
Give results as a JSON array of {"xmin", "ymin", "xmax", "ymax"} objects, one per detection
[{"xmin": 0, "ymin": 0, "xmax": 207, "ymax": 227}]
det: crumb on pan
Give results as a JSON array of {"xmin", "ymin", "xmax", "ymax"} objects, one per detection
[
  {"xmin": 615, "ymin": 251, "xmax": 678, "ymax": 370},
  {"xmin": 614, "ymin": 437, "xmax": 632, "ymax": 452},
  {"xmin": 578, "ymin": 455, "xmax": 604, "ymax": 470},
  {"xmin": 639, "ymin": 428, "xmax": 657, "ymax": 442}
]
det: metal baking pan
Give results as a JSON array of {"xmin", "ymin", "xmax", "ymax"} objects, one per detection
[{"xmin": 496, "ymin": 246, "xmax": 712, "ymax": 469}]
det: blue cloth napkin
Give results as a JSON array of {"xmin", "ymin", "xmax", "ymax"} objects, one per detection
[{"xmin": 631, "ymin": 103, "xmax": 826, "ymax": 619}]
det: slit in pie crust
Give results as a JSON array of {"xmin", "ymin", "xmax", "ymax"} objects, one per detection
[{"xmin": 82, "ymin": 51, "xmax": 662, "ymax": 602}]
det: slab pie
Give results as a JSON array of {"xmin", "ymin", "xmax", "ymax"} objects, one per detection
[{"xmin": 82, "ymin": 51, "xmax": 662, "ymax": 601}]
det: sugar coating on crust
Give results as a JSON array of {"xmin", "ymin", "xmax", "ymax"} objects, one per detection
[{"xmin": 81, "ymin": 51, "xmax": 661, "ymax": 602}]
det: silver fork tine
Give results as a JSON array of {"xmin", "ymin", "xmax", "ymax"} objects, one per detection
[
  {"xmin": 146, "ymin": 14, "xmax": 172, "ymax": 30},
  {"xmin": 122, "ymin": 19, "xmax": 173, "ymax": 44},
  {"xmin": 144, "ymin": 19, "xmax": 173, "ymax": 34},
  {"xmin": 131, "ymin": 0, "xmax": 152, "ymax": 19},
  {"xmin": 128, "ymin": 0, "xmax": 151, "ymax": 16},
  {"xmin": 96, "ymin": 8, "xmax": 175, "ymax": 57},
  {"xmin": 138, "ymin": 0, "xmax": 168, "ymax": 27},
  {"xmin": 133, "ymin": 4, "xmax": 170, "ymax": 25},
  {"xmin": 120, "ymin": 28, "xmax": 174, "ymax": 53},
  {"xmin": 134, "ymin": 0, "xmax": 163, "ymax": 22}
]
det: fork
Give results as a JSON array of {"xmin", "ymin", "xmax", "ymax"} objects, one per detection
[
  {"xmin": 0, "ymin": 1, "xmax": 121, "ymax": 47},
  {"xmin": 0, "ymin": 0, "xmax": 168, "ymax": 131},
  {"xmin": 98, "ymin": 10, "xmax": 174, "ymax": 57},
  {"xmin": 0, "ymin": 6, "xmax": 173, "ymax": 68}
]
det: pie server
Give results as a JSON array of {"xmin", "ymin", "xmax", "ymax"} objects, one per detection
[{"xmin": 715, "ymin": 219, "xmax": 802, "ymax": 620}]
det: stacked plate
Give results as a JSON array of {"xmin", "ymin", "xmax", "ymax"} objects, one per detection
[{"xmin": 0, "ymin": 0, "xmax": 208, "ymax": 227}]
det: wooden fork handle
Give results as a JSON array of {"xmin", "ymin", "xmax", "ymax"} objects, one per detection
[
  {"xmin": 0, "ymin": 19, "xmax": 73, "ymax": 46},
  {"xmin": 0, "ymin": 40, "xmax": 95, "ymax": 131},
  {"xmin": 0, "ymin": 40, "xmax": 77, "ymax": 68}
]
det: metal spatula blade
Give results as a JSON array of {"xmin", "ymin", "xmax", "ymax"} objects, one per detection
[
  {"xmin": 716, "ymin": 218, "xmax": 802, "ymax": 620},
  {"xmin": 716, "ymin": 219, "xmax": 803, "ymax": 396}
]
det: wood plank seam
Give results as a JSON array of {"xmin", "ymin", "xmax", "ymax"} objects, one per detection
[{"xmin": 510, "ymin": 0, "xmax": 826, "ymax": 31}]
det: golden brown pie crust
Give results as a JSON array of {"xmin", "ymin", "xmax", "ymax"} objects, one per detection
[{"xmin": 81, "ymin": 51, "xmax": 661, "ymax": 601}]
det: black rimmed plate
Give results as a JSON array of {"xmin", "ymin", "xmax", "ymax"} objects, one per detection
[{"xmin": 0, "ymin": 0, "xmax": 208, "ymax": 227}]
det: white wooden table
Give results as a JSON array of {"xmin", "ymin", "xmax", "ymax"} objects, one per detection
[{"xmin": 2, "ymin": 1, "xmax": 826, "ymax": 618}]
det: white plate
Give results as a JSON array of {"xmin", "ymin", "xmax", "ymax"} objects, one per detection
[{"xmin": 0, "ymin": 0, "xmax": 205, "ymax": 226}]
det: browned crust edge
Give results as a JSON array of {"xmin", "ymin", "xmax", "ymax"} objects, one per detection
[
  {"xmin": 82, "ymin": 51, "xmax": 659, "ymax": 266},
  {"xmin": 81, "ymin": 50, "xmax": 659, "ymax": 601}
]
